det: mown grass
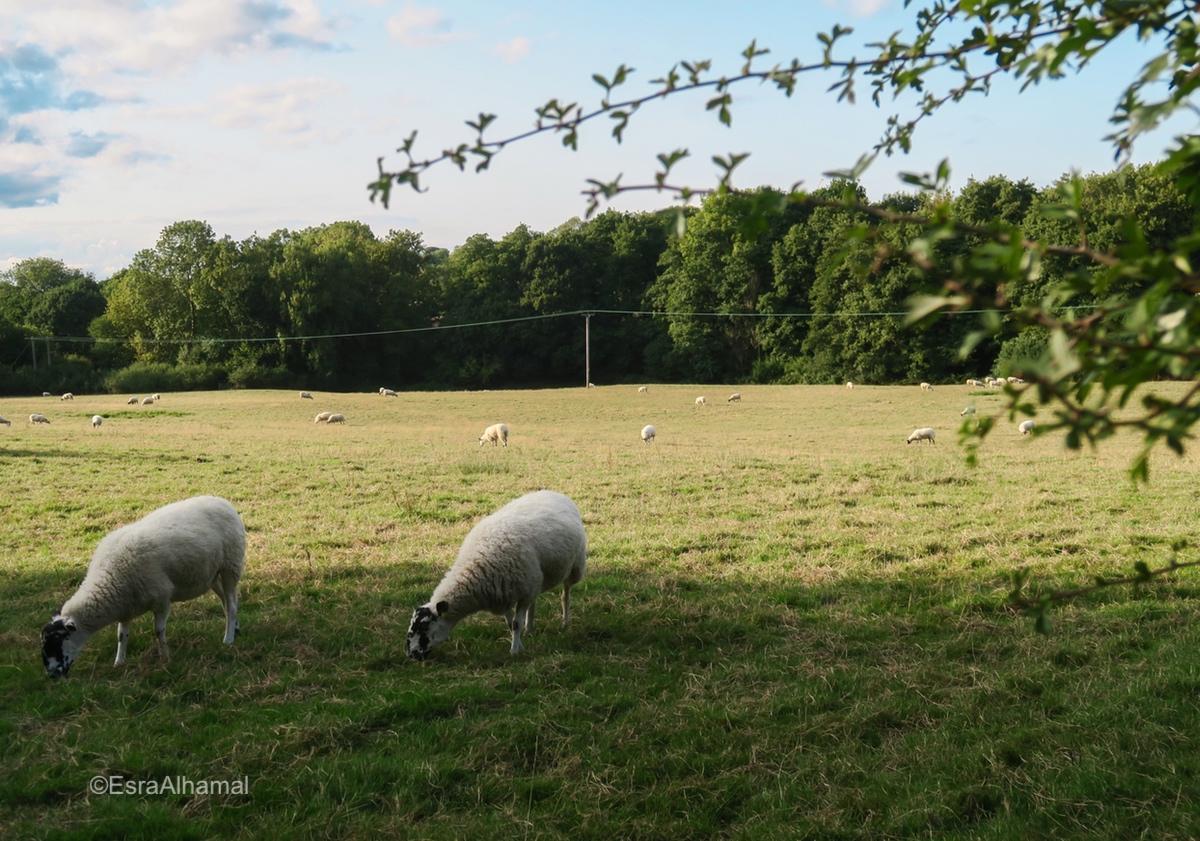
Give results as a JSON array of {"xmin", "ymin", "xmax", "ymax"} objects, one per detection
[{"xmin": 2, "ymin": 383, "xmax": 1200, "ymax": 839}]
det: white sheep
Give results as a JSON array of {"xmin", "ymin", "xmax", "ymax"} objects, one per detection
[
  {"xmin": 966, "ymin": 379, "xmax": 985, "ymax": 387},
  {"xmin": 1019, "ymin": 419, "xmax": 1036, "ymax": 435},
  {"xmin": 637, "ymin": 386, "xmax": 648, "ymax": 394},
  {"xmin": 846, "ymin": 381, "xmax": 854, "ymax": 389},
  {"xmin": 727, "ymin": 392, "xmax": 742, "ymax": 402},
  {"xmin": 42, "ymin": 391, "xmax": 51, "ymax": 397},
  {"xmin": 695, "ymin": 396, "xmax": 706, "ymax": 406},
  {"xmin": 327, "ymin": 413, "xmax": 346, "ymax": 424},
  {"xmin": 91, "ymin": 415, "xmax": 103, "ymax": 429},
  {"xmin": 314, "ymin": 411, "xmax": 333, "ymax": 424},
  {"xmin": 127, "ymin": 396, "xmax": 139, "ymax": 405},
  {"xmin": 300, "ymin": 391, "xmax": 313, "ymax": 399},
  {"xmin": 0, "ymin": 414, "xmax": 10, "ymax": 426},
  {"xmin": 920, "ymin": 382, "xmax": 933, "ymax": 391},
  {"xmin": 380, "ymin": 388, "xmax": 397, "ymax": 397},
  {"xmin": 479, "ymin": 422, "xmax": 509, "ymax": 447},
  {"xmin": 40, "ymin": 495, "xmax": 246, "ymax": 677},
  {"xmin": 960, "ymin": 405, "xmax": 976, "ymax": 417},
  {"xmin": 906, "ymin": 427, "xmax": 936, "ymax": 444},
  {"xmin": 587, "ymin": 382, "xmax": 596, "ymax": 388},
  {"xmin": 641, "ymin": 424, "xmax": 656, "ymax": 444},
  {"xmin": 141, "ymin": 396, "xmax": 154, "ymax": 406},
  {"xmin": 30, "ymin": 413, "xmax": 50, "ymax": 425},
  {"xmin": 152, "ymin": 393, "xmax": 161, "ymax": 401},
  {"xmin": 61, "ymin": 392, "xmax": 74, "ymax": 401},
  {"xmin": 406, "ymin": 490, "xmax": 587, "ymax": 660}
]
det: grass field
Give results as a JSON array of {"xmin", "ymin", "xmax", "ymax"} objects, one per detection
[{"xmin": 3, "ymin": 383, "xmax": 1200, "ymax": 840}]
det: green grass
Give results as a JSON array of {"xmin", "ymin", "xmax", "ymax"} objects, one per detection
[{"xmin": 3, "ymin": 383, "xmax": 1200, "ymax": 839}]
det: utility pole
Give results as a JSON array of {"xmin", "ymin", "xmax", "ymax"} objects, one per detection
[
  {"xmin": 584, "ymin": 312, "xmax": 593, "ymax": 388},
  {"xmin": 30, "ymin": 337, "xmax": 36, "ymax": 371}
]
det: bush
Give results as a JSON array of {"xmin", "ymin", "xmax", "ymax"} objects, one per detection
[
  {"xmin": 226, "ymin": 363, "xmax": 296, "ymax": 390},
  {"xmin": 103, "ymin": 361, "xmax": 226, "ymax": 394},
  {"xmin": 994, "ymin": 327, "xmax": 1050, "ymax": 377},
  {"xmin": 0, "ymin": 357, "xmax": 104, "ymax": 397}
]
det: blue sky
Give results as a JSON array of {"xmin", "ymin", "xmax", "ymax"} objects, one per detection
[{"xmin": 0, "ymin": 0, "xmax": 1192, "ymax": 279}]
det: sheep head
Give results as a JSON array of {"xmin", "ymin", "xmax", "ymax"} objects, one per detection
[
  {"xmin": 406, "ymin": 601, "xmax": 453, "ymax": 661},
  {"xmin": 41, "ymin": 615, "xmax": 82, "ymax": 678}
]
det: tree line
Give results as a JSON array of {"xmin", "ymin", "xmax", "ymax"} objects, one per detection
[{"xmin": 0, "ymin": 164, "xmax": 1187, "ymax": 396}]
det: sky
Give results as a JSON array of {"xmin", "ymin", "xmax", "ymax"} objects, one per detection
[{"xmin": 0, "ymin": 0, "xmax": 1193, "ymax": 280}]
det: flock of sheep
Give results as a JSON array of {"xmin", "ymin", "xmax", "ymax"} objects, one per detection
[
  {"xmin": 905, "ymin": 377, "xmax": 1036, "ymax": 445},
  {"xmin": 29, "ymin": 380, "xmax": 1040, "ymax": 676}
]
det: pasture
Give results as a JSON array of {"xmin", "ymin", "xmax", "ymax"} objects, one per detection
[{"xmin": 2, "ymin": 383, "xmax": 1200, "ymax": 840}]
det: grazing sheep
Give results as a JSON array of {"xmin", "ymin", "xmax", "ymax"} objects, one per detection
[
  {"xmin": 300, "ymin": 391, "xmax": 313, "ymax": 399},
  {"xmin": 960, "ymin": 405, "xmax": 976, "ymax": 418},
  {"xmin": 30, "ymin": 413, "xmax": 50, "ymax": 425},
  {"xmin": 91, "ymin": 415, "xmax": 103, "ymax": 429},
  {"xmin": 314, "ymin": 411, "xmax": 333, "ymax": 424},
  {"xmin": 152, "ymin": 394, "xmax": 161, "ymax": 401},
  {"xmin": 920, "ymin": 382, "xmax": 933, "ymax": 391},
  {"xmin": 61, "ymin": 392, "xmax": 74, "ymax": 401},
  {"xmin": 479, "ymin": 422, "xmax": 509, "ymax": 447},
  {"xmin": 1019, "ymin": 419, "xmax": 1035, "ymax": 435},
  {"xmin": 641, "ymin": 424, "xmax": 656, "ymax": 444},
  {"xmin": 966, "ymin": 379, "xmax": 985, "ymax": 387},
  {"xmin": 42, "ymin": 392, "xmax": 51, "ymax": 397},
  {"xmin": 380, "ymin": 388, "xmax": 397, "ymax": 397},
  {"xmin": 727, "ymin": 393, "xmax": 742, "ymax": 402},
  {"xmin": 637, "ymin": 386, "xmax": 648, "ymax": 394},
  {"xmin": 0, "ymin": 414, "xmax": 10, "ymax": 426},
  {"xmin": 407, "ymin": 490, "xmax": 587, "ymax": 660},
  {"xmin": 846, "ymin": 381, "xmax": 854, "ymax": 389},
  {"xmin": 127, "ymin": 396, "xmax": 139, "ymax": 405},
  {"xmin": 327, "ymin": 413, "xmax": 346, "ymax": 424},
  {"xmin": 906, "ymin": 427, "xmax": 936, "ymax": 444},
  {"xmin": 40, "ymin": 495, "xmax": 245, "ymax": 678},
  {"xmin": 587, "ymin": 382, "xmax": 596, "ymax": 388},
  {"xmin": 141, "ymin": 397, "xmax": 154, "ymax": 406},
  {"xmin": 695, "ymin": 396, "xmax": 707, "ymax": 406}
]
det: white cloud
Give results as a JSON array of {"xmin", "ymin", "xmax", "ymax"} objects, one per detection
[
  {"xmin": 386, "ymin": 4, "xmax": 472, "ymax": 48},
  {"xmin": 210, "ymin": 77, "xmax": 349, "ymax": 145},
  {"xmin": 490, "ymin": 36, "xmax": 532, "ymax": 66},
  {"xmin": 819, "ymin": 0, "xmax": 893, "ymax": 17}
]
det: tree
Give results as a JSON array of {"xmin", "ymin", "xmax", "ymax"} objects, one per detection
[{"xmin": 369, "ymin": 1, "xmax": 1200, "ymax": 618}]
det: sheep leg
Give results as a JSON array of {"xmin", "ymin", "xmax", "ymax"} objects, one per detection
[
  {"xmin": 115, "ymin": 622, "xmax": 131, "ymax": 666},
  {"xmin": 507, "ymin": 606, "xmax": 527, "ymax": 655},
  {"xmin": 524, "ymin": 599, "xmax": 536, "ymax": 636},
  {"xmin": 212, "ymin": 575, "xmax": 240, "ymax": 643},
  {"xmin": 561, "ymin": 584, "xmax": 572, "ymax": 628},
  {"xmin": 154, "ymin": 609, "xmax": 171, "ymax": 662}
]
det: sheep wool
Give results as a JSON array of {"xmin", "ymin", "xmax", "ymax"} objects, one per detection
[
  {"xmin": 41, "ymin": 495, "xmax": 246, "ymax": 678},
  {"xmin": 1019, "ymin": 419, "xmax": 1035, "ymax": 435},
  {"xmin": 407, "ymin": 490, "xmax": 587, "ymax": 660},
  {"xmin": 641, "ymin": 424, "xmax": 656, "ymax": 444},
  {"xmin": 91, "ymin": 415, "xmax": 103, "ymax": 429}
]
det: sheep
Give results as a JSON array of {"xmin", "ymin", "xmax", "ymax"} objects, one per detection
[
  {"xmin": 587, "ymin": 382, "xmax": 596, "ymax": 388},
  {"xmin": 906, "ymin": 427, "xmax": 936, "ymax": 444},
  {"xmin": 727, "ymin": 392, "xmax": 742, "ymax": 402},
  {"xmin": 846, "ymin": 381, "xmax": 854, "ymax": 389},
  {"xmin": 920, "ymin": 382, "xmax": 933, "ymax": 391},
  {"xmin": 300, "ymin": 391, "xmax": 313, "ymax": 399},
  {"xmin": 127, "ymin": 396, "xmax": 139, "ymax": 405},
  {"xmin": 380, "ymin": 388, "xmax": 397, "ymax": 397},
  {"xmin": 61, "ymin": 392, "xmax": 74, "ymax": 401},
  {"xmin": 637, "ymin": 386, "xmax": 648, "ymax": 394},
  {"xmin": 641, "ymin": 424, "xmax": 656, "ymax": 444},
  {"xmin": 91, "ymin": 415, "xmax": 103, "ymax": 429},
  {"xmin": 966, "ymin": 379, "xmax": 985, "ymax": 387},
  {"xmin": 152, "ymin": 394, "xmax": 161, "ymax": 401},
  {"xmin": 30, "ymin": 413, "xmax": 50, "ymax": 425},
  {"xmin": 314, "ymin": 411, "xmax": 333, "ymax": 424},
  {"xmin": 327, "ymin": 413, "xmax": 346, "ymax": 424},
  {"xmin": 1019, "ymin": 419, "xmax": 1036, "ymax": 435},
  {"xmin": 141, "ymin": 396, "xmax": 154, "ymax": 406},
  {"xmin": 40, "ymin": 495, "xmax": 246, "ymax": 678},
  {"xmin": 0, "ymin": 414, "xmax": 10, "ymax": 426},
  {"xmin": 407, "ymin": 490, "xmax": 587, "ymax": 660},
  {"xmin": 695, "ymin": 396, "xmax": 707, "ymax": 406},
  {"xmin": 479, "ymin": 422, "xmax": 509, "ymax": 447},
  {"xmin": 960, "ymin": 405, "xmax": 976, "ymax": 418},
  {"xmin": 42, "ymin": 391, "xmax": 51, "ymax": 397}
]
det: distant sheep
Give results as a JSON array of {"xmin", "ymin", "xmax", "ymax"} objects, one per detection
[
  {"xmin": 40, "ymin": 495, "xmax": 245, "ymax": 678},
  {"xmin": 906, "ymin": 427, "xmax": 936, "ymax": 445},
  {"xmin": 406, "ymin": 490, "xmax": 587, "ymax": 660},
  {"xmin": 314, "ymin": 411, "xmax": 333, "ymax": 424},
  {"xmin": 127, "ymin": 396, "xmax": 139, "ymax": 405},
  {"xmin": 479, "ymin": 422, "xmax": 509, "ymax": 447},
  {"xmin": 42, "ymin": 392, "xmax": 51, "ymax": 397},
  {"xmin": 587, "ymin": 382, "xmax": 596, "ymax": 388},
  {"xmin": 380, "ymin": 388, "xmax": 397, "ymax": 397},
  {"xmin": 637, "ymin": 386, "xmax": 648, "ymax": 394},
  {"xmin": 966, "ymin": 379, "xmax": 985, "ymax": 387},
  {"xmin": 695, "ymin": 396, "xmax": 706, "ymax": 406},
  {"xmin": 300, "ymin": 391, "xmax": 313, "ymax": 399},
  {"xmin": 846, "ymin": 381, "xmax": 854, "ymax": 389},
  {"xmin": 30, "ymin": 413, "xmax": 50, "ymax": 425},
  {"xmin": 727, "ymin": 393, "xmax": 742, "ymax": 402},
  {"xmin": 327, "ymin": 413, "xmax": 346, "ymax": 424},
  {"xmin": 152, "ymin": 394, "xmax": 161, "ymax": 401},
  {"xmin": 91, "ymin": 415, "xmax": 103, "ymax": 429},
  {"xmin": 1019, "ymin": 419, "xmax": 1035, "ymax": 435},
  {"xmin": 0, "ymin": 414, "xmax": 10, "ymax": 426},
  {"xmin": 141, "ymin": 397, "xmax": 154, "ymax": 406},
  {"xmin": 641, "ymin": 424, "xmax": 656, "ymax": 444},
  {"xmin": 920, "ymin": 382, "xmax": 933, "ymax": 391},
  {"xmin": 61, "ymin": 392, "xmax": 74, "ymax": 401},
  {"xmin": 960, "ymin": 405, "xmax": 976, "ymax": 418}
]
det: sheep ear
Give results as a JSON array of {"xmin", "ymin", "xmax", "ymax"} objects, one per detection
[{"xmin": 435, "ymin": 601, "xmax": 449, "ymax": 616}]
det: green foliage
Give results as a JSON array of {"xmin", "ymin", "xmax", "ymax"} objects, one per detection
[{"xmin": 102, "ymin": 362, "xmax": 226, "ymax": 394}]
